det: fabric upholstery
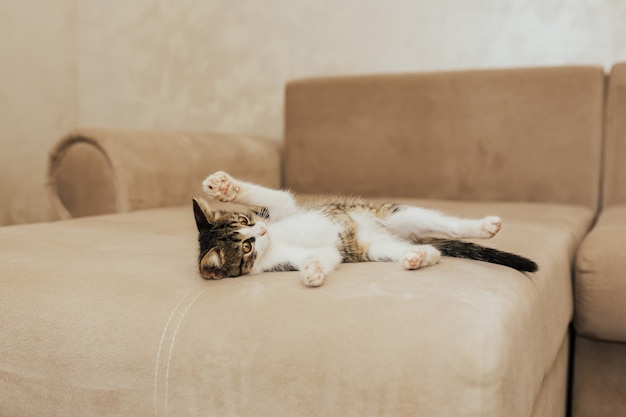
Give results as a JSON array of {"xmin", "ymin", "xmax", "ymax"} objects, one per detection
[
  {"xmin": 0, "ymin": 199, "xmax": 593, "ymax": 417},
  {"xmin": 48, "ymin": 128, "xmax": 281, "ymax": 218},
  {"xmin": 3, "ymin": 64, "xmax": 615, "ymax": 416},
  {"xmin": 571, "ymin": 62, "xmax": 626, "ymax": 417},
  {"xmin": 571, "ymin": 336, "xmax": 626, "ymax": 417},
  {"xmin": 284, "ymin": 66, "xmax": 604, "ymax": 209},
  {"xmin": 575, "ymin": 205, "xmax": 626, "ymax": 342},
  {"xmin": 603, "ymin": 62, "xmax": 626, "ymax": 206}
]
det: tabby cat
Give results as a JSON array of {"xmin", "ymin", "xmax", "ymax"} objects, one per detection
[{"xmin": 193, "ymin": 171, "xmax": 537, "ymax": 287}]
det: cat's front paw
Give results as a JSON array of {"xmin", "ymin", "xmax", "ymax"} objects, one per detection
[
  {"xmin": 300, "ymin": 259, "xmax": 325, "ymax": 287},
  {"xmin": 202, "ymin": 171, "xmax": 239, "ymax": 202},
  {"xmin": 480, "ymin": 216, "xmax": 502, "ymax": 238}
]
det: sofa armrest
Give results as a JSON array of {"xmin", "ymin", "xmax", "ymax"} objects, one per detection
[{"xmin": 47, "ymin": 128, "xmax": 281, "ymax": 218}]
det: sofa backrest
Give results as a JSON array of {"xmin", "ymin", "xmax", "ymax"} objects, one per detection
[
  {"xmin": 603, "ymin": 62, "xmax": 626, "ymax": 207},
  {"xmin": 284, "ymin": 66, "xmax": 605, "ymax": 210}
]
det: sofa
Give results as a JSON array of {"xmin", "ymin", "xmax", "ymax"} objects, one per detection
[
  {"xmin": 572, "ymin": 63, "xmax": 626, "ymax": 417},
  {"xmin": 0, "ymin": 63, "xmax": 621, "ymax": 417}
]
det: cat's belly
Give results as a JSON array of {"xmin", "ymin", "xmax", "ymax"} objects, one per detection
[
  {"xmin": 251, "ymin": 212, "xmax": 342, "ymax": 274},
  {"xmin": 269, "ymin": 211, "xmax": 341, "ymax": 247}
]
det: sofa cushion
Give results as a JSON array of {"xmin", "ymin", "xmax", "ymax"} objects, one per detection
[
  {"xmin": 0, "ymin": 200, "xmax": 593, "ymax": 416},
  {"xmin": 603, "ymin": 63, "xmax": 626, "ymax": 206},
  {"xmin": 575, "ymin": 205, "xmax": 626, "ymax": 342},
  {"xmin": 284, "ymin": 66, "xmax": 604, "ymax": 209},
  {"xmin": 576, "ymin": 62, "xmax": 626, "ymax": 341}
]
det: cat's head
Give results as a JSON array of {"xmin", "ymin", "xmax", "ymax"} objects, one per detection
[{"xmin": 192, "ymin": 198, "xmax": 268, "ymax": 280}]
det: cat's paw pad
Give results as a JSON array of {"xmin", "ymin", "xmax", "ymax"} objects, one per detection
[
  {"xmin": 480, "ymin": 216, "xmax": 502, "ymax": 238},
  {"xmin": 203, "ymin": 171, "xmax": 239, "ymax": 202},
  {"xmin": 403, "ymin": 246, "xmax": 441, "ymax": 270},
  {"xmin": 403, "ymin": 250, "xmax": 425, "ymax": 270},
  {"xmin": 301, "ymin": 260, "xmax": 325, "ymax": 287}
]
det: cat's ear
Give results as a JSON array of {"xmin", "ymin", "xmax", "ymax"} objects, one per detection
[
  {"xmin": 193, "ymin": 198, "xmax": 213, "ymax": 232},
  {"xmin": 199, "ymin": 248, "xmax": 225, "ymax": 280}
]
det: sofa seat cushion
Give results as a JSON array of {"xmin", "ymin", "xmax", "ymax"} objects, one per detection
[
  {"xmin": 575, "ymin": 205, "xmax": 626, "ymax": 342},
  {"xmin": 0, "ymin": 200, "xmax": 593, "ymax": 417}
]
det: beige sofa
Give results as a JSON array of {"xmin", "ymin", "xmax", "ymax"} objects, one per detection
[
  {"xmin": 572, "ymin": 63, "xmax": 626, "ymax": 417},
  {"xmin": 0, "ymin": 64, "xmax": 620, "ymax": 416}
]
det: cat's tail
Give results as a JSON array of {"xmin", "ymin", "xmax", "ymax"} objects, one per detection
[{"xmin": 413, "ymin": 237, "xmax": 538, "ymax": 273}]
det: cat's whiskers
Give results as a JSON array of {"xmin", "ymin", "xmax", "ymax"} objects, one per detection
[{"xmin": 251, "ymin": 232, "xmax": 271, "ymax": 260}]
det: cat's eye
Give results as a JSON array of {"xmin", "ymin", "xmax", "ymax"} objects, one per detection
[
  {"xmin": 238, "ymin": 216, "xmax": 249, "ymax": 226},
  {"xmin": 242, "ymin": 240, "xmax": 253, "ymax": 254}
]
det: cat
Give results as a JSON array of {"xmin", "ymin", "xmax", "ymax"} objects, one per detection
[{"xmin": 192, "ymin": 171, "xmax": 538, "ymax": 287}]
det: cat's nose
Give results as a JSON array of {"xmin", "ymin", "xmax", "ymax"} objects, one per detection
[{"xmin": 258, "ymin": 225, "xmax": 267, "ymax": 236}]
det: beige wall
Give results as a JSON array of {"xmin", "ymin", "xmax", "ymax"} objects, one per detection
[
  {"xmin": 2, "ymin": 1, "xmax": 626, "ymax": 225},
  {"xmin": 77, "ymin": 1, "xmax": 626, "ymax": 139},
  {"xmin": 0, "ymin": 0, "xmax": 76, "ymax": 225}
]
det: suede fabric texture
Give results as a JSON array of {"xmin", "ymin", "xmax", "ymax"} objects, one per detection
[
  {"xmin": 0, "ymin": 200, "xmax": 593, "ymax": 417},
  {"xmin": 575, "ymin": 205, "xmax": 626, "ymax": 341},
  {"xmin": 284, "ymin": 66, "xmax": 604, "ymax": 210},
  {"xmin": 48, "ymin": 128, "xmax": 281, "ymax": 218},
  {"xmin": 572, "ymin": 63, "xmax": 626, "ymax": 417},
  {"xmin": 603, "ymin": 63, "xmax": 626, "ymax": 207},
  {"xmin": 571, "ymin": 336, "xmax": 626, "ymax": 417},
  {"xmin": 1, "ymin": 64, "xmax": 615, "ymax": 416}
]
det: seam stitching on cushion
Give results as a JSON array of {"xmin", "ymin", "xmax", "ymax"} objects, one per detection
[
  {"xmin": 154, "ymin": 285, "xmax": 206, "ymax": 417},
  {"xmin": 163, "ymin": 287, "xmax": 209, "ymax": 417}
]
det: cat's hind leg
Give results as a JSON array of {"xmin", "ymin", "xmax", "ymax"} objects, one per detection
[
  {"xmin": 384, "ymin": 206, "xmax": 501, "ymax": 240},
  {"xmin": 203, "ymin": 171, "xmax": 297, "ymax": 220},
  {"xmin": 368, "ymin": 239, "xmax": 441, "ymax": 270}
]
